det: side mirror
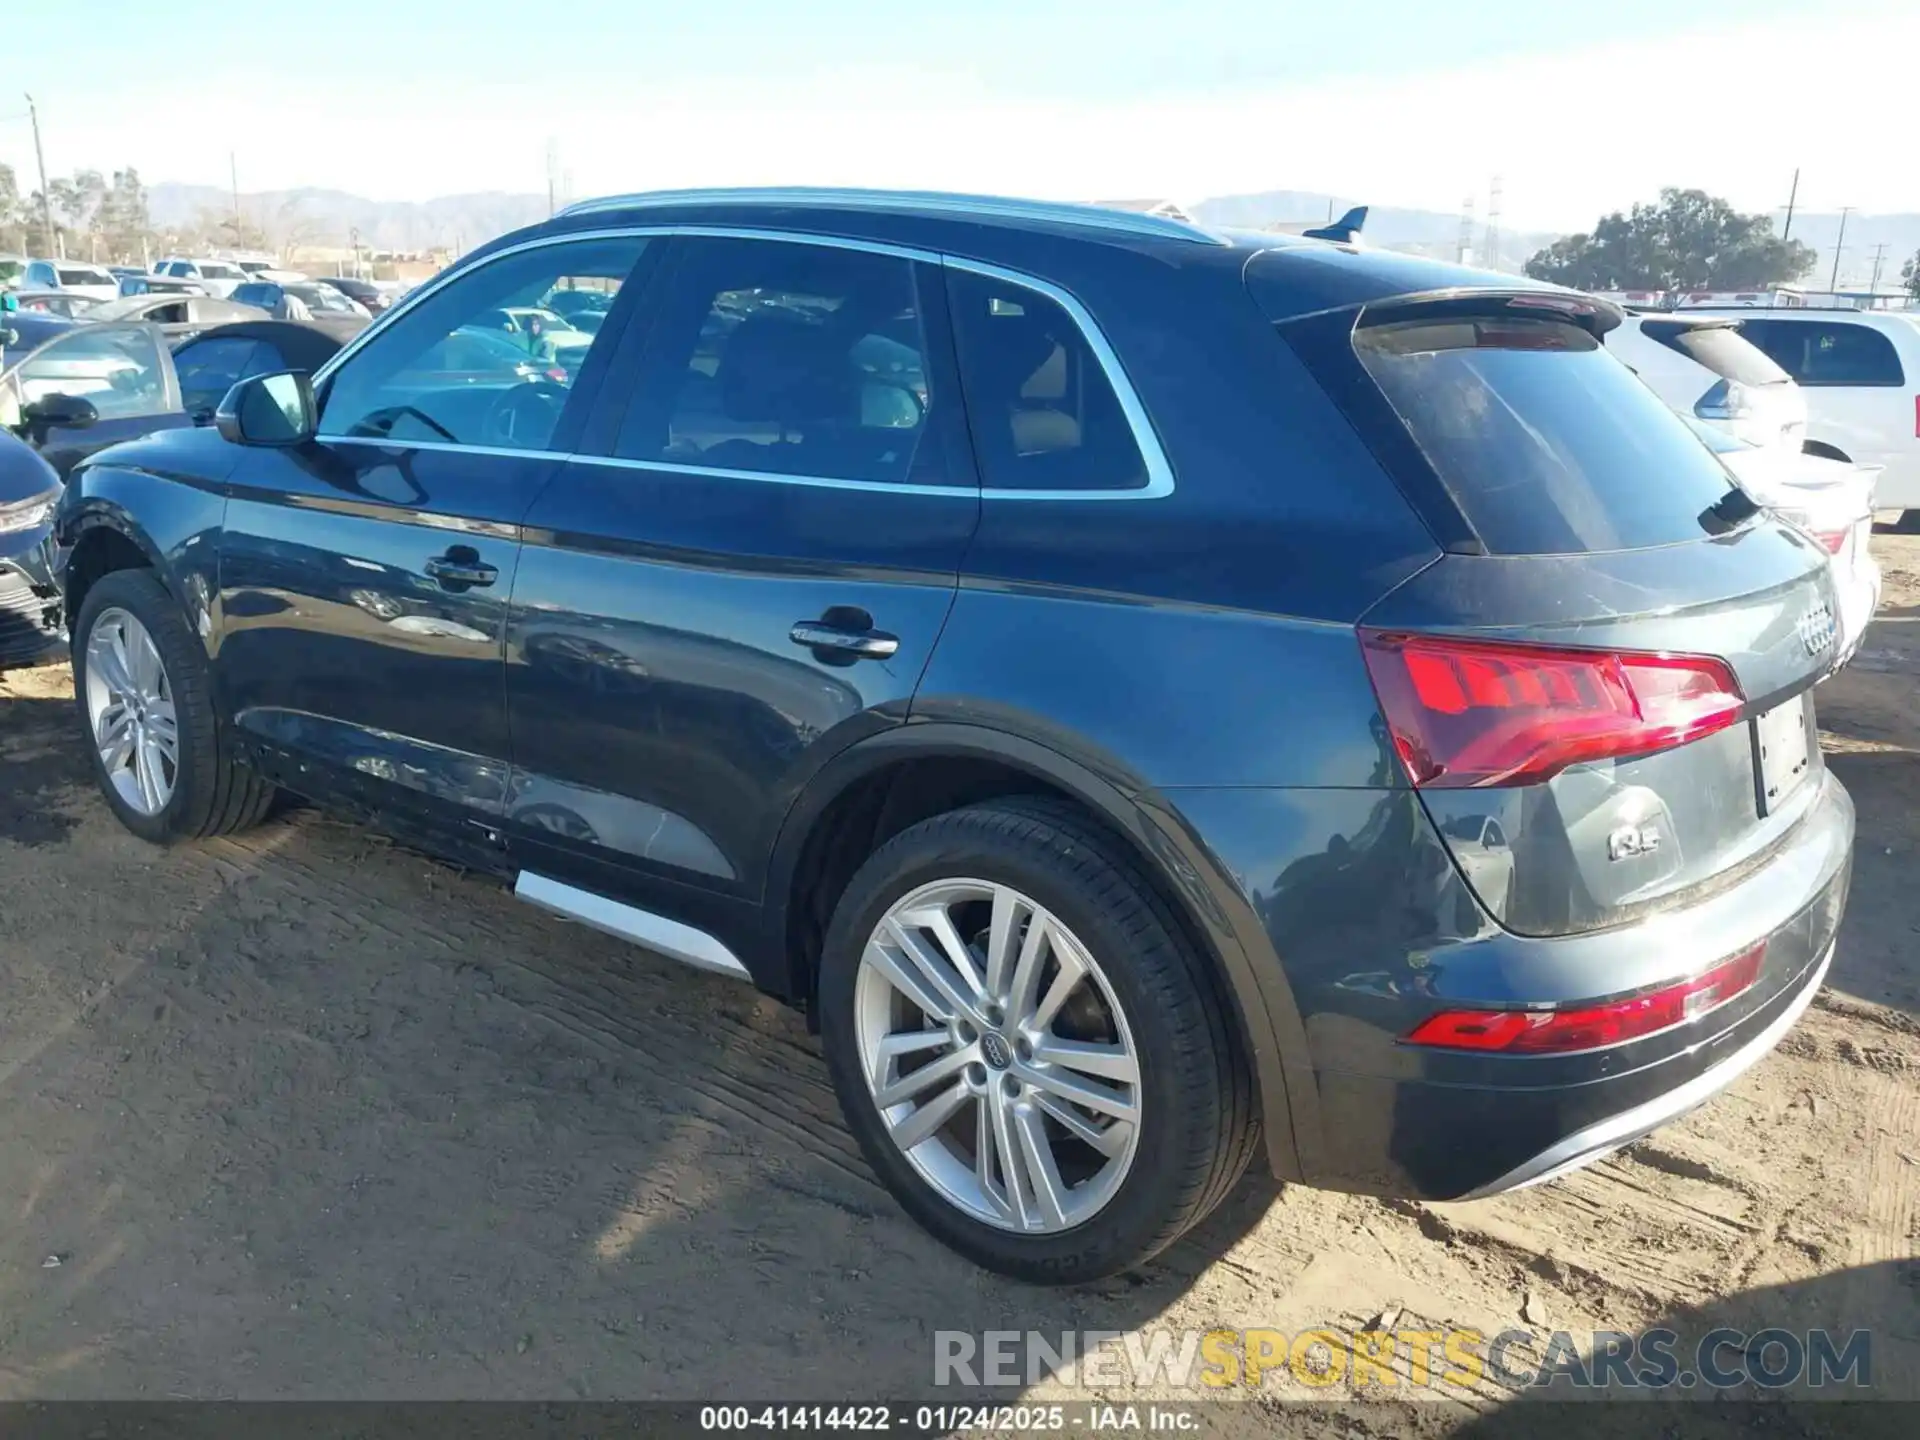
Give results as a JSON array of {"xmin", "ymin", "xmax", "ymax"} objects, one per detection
[
  {"xmin": 0, "ymin": 292, "xmax": 17, "ymax": 314},
  {"xmin": 215, "ymin": 370, "xmax": 316, "ymax": 447},
  {"xmin": 22, "ymin": 392, "xmax": 100, "ymax": 437}
]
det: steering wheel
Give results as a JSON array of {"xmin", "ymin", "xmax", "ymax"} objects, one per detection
[{"xmin": 481, "ymin": 379, "xmax": 568, "ymax": 449}]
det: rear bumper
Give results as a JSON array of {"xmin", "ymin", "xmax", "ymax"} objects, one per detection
[
  {"xmin": 1292, "ymin": 771, "xmax": 1852, "ymax": 1200},
  {"xmin": 1458, "ymin": 938, "xmax": 1831, "ymax": 1198}
]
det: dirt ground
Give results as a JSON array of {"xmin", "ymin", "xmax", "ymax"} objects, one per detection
[{"xmin": 1, "ymin": 536, "xmax": 1918, "ymax": 1431}]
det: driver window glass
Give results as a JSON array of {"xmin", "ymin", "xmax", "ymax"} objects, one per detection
[
  {"xmin": 8, "ymin": 326, "xmax": 169, "ymax": 422},
  {"xmin": 318, "ymin": 237, "xmax": 647, "ymax": 451},
  {"xmin": 612, "ymin": 237, "xmax": 939, "ymax": 486}
]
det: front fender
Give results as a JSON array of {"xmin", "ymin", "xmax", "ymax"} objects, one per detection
[
  {"xmin": 55, "ymin": 431, "xmax": 237, "ymax": 656},
  {"xmin": 764, "ymin": 718, "xmax": 1316, "ymax": 1181}
]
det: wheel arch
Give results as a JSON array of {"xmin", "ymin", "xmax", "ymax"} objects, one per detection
[
  {"xmin": 765, "ymin": 720, "xmax": 1310, "ymax": 1180},
  {"xmin": 61, "ymin": 504, "xmax": 172, "ymax": 630}
]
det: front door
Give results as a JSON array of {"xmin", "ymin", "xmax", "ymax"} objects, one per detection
[
  {"xmin": 503, "ymin": 233, "xmax": 979, "ymax": 948},
  {"xmin": 214, "ymin": 233, "xmax": 656, "ymax": 823},
  {"xmin": 0, "ymin": 324, "xmax": 190, "ymax": 478}
]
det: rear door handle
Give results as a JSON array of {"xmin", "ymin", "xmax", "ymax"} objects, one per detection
[
  {"xmin": 789, "ymin": 621, "xmax": 900, "ymax": 660},
  {"xmin": 425, "ymin": 547, "xmax": 498, "ymax": 589}
]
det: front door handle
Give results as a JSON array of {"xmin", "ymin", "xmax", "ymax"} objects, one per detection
[
  {"xmin": 789, "ymin": 620, "xmax": 900, "ymax": 660},
  {"xmin": 425, "ymin": 547, "xmax": 498, "ymax": 589}
]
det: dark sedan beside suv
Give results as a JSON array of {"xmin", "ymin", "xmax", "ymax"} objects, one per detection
[{"xmin": 49, "ymin": 189, "xmax": 1851, "ymax": 1283}]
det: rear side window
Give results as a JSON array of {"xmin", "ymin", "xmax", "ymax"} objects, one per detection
[
  {"xmin": 1354, "ymin": 313, "xmax": 1744, "ymax": 555},
  {"xmin": 614, "ymin": 236, "xmax": 944, "ymax": 487},
  {"xmin": 946, "ymin": 269, "xmax": 1147, "ymax": 492},
  {"xmin": 1738, "ymin": 320, "xmax": 1905, "ymax": 387},
  {"xmin": 1641, "ymin": 322, "xmax": 1787, "ymax": 386}
]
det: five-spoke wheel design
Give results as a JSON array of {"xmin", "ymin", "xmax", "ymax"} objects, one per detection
[
  {"xmin": 83, "ymin": 607, "xmax": 179, "ymax": 817},
  {"xmin": 853, "ymin": 878, "xmax": 1141, "ymax": 1233}
]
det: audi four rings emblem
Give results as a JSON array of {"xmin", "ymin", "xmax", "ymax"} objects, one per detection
[{"xmin": 1798, "ymin": 603, "xmax": 1836, "ymax": 658}]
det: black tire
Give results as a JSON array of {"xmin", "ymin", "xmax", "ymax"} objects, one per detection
[
  {"xmin": 71, "ymin": 568, "xmax": 276, "ymax": 844},
  {"xmin": 817, "ymin": 797, "xmax": 1256, "ymax": 1284}
]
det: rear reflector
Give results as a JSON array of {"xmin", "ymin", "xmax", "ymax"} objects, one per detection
[
  {"xmin": 1404, "ymin": 943, "xmax": 1766, "ymax": 1053},
  {"xmin": 1360, "ymin": 630, "xmax": 1745, "ymax": 788}
]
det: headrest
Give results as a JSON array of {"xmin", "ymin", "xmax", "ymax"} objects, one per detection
[{"xmin": 720, "ymin": 313, "xmax": 853, "ymax": 424}]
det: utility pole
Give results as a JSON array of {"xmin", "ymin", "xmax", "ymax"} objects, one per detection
[
  {"xmin": 24, "ymin": 93, "xmax": 56, "ymax": 258},
  {"xmin": 1781, "ymin": 168, "xmax": 1800, "ymax": 241},
  {"xmin": 545, "ymin": 139, "xmax": 560, "ymax": 218},
  {"xmin": 1482, "ymin": 175, "xmax": 1503, "ymax": 273},
  {"xmin": 1828, "ymin": 206, "xmax": 1854, "ymax": 293},
  {"xmin": 1868, "ymin": 242, "xmax": 1889, "ymax": 295},
  {"xmin": 229, "ymin": 151, "xmax": 242, "ymax": 244}
]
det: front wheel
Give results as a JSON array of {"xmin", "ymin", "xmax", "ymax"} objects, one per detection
[
  {"xmin": 818, "ymin": 799, "xmax": 1255, "ymax": 1283},
  {"xmin": 72, "ymin": 569, "xmax": 276, "ymax": 843}
]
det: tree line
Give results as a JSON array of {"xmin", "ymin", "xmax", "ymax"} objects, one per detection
[
  {"xmin": 1525, "ymin": 186, "xmax": 1920, "ymax": 300},
  {"xmin": 2, "ymin": 161, "xmax": 308, "ymax": 264}
]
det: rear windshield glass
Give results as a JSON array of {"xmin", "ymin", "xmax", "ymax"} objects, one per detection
[
  {"xmin": 57, "ymin": 267, "xmax": 107, "ymax": 286},
  {"xmin": 1354, "ymin": 313, "xmax": 1745, "ymax": 555},
  {"xmin": 1641, "ymin": 321, "xmax": 1788, "ymax": 386}
]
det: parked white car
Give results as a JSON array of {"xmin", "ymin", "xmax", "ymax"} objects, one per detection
[
  {"xmin": 1686, "ymin": 416, "xmax": 1880, "ymax": 665},
  {"xmin": 1686, "ymin": 308, "xmax": 1920, "ymax": 517},
  {"xmin": 20, "ymin": 259, "xmax": 119, "ymax": 305},
  {"xmin": 1606, "ymin": 313, "xmax": 1806, "ymax": 452},
  {"xmin": 150, "ymin": 257, "xmax": 250, "ymax": 299}
]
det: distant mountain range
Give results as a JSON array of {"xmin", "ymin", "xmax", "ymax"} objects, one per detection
[
  {"xmin": 1188, "ymin": 189, "xmax": 1561, "ymax": 272},
  {"xmin": 147, "ymin": 183, "xmax": 552, "ymax": 254},
  {"xmin": 147, "ymin": 180, "xmax": 1920, "ymax": 289}
]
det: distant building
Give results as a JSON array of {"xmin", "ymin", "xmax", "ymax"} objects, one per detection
[{"xmin": 1093, "ymin": 198, "xmax": 1195, "ymax": 224}]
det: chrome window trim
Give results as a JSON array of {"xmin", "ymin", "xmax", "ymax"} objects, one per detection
[
  {"xmin": 309, "ymin": 224, "xmax": 1175, "ymax": 503},
  {"xmin": 943, "ymin": 257, "xmax": 1174, "ymax": 501},
  {"xmin": 554, "ymin": 186, "xmax": 1225, "ymax": 247}
]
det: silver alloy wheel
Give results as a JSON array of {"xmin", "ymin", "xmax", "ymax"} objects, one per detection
[
  {"xmin": 854, "ymin": 879, "xmax": 1142, "ymax": 1233},
  {"xmin": 83, "ymin": 607, "xmax": 179, "ymax": 817}
]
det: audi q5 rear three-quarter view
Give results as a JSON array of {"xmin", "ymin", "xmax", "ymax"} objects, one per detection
[{"xmin": 51, "ymin": 189, "xmax": 1852, "ymax": 1283}]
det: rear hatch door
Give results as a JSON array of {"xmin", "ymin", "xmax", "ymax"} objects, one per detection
[{"xmin": 1268, "ymin": 280, "xmax": 1841, "ymax": 936}]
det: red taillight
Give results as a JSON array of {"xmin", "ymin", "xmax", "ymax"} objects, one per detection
[
  {"xmin": 1404, "ymin": 943, "xmax": 1766, "ymax": 1054},
  {"xmin": 1813, "ymin": 529, "xmax": 1849, "ymax": 556},
  {"xmin": 1360, "ymin": 631, "xmax": 1745, "ymax": 788},
  {"xmin": 546, "ymin": 366, "xmax": 568, "ymax": 384}
]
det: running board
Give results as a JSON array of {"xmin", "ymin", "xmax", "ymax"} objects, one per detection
[{"xmin": 513, "ymin": 871, "xmax": 752, "ymax": 980}]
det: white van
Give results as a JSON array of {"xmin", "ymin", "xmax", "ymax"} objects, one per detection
[
  {"xmin": 1606, "ymin": 313, "xmax": 1807, "ymax": 452},
  {"xmin": 1686, "ymin": 308, "xmax": 1920, "ymax": 515}
]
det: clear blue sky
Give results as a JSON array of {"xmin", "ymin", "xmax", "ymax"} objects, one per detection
[{"xmin": 4, "ymin": 0, "xmax": 1911, "ymax": 229}]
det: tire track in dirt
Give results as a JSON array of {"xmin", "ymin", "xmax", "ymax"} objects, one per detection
[{"xmin": 199, "ymin": 814, "xmax": 878, "ymax": 1191}]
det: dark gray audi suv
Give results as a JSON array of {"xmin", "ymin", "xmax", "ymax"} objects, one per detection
[{"xmin": 50, "ymin": 189, "xmax": 1851, "ymax": 1282}]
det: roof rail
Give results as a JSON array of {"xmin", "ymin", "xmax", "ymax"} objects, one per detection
[{"xmin": 553, "ymin": 187, "xmax": 1225, "ymax": 245}]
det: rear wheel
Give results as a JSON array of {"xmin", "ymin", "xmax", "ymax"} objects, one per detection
[
  {"xmin": 73, "ymin": 569, "xmax": 275, "ymax": 843},
  {"xmin": 818, "ymin": 799, "xmax": 1254, "ymax": 1283}
]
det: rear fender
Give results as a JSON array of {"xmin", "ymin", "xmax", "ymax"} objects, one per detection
[{"xmin": 765, "ymin": 720, "xmax": 1314, "ymax": 1180}]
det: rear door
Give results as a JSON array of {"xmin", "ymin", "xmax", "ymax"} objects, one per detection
[
  {"xmin": 501, "ymin": 232, "xmax": 978, "ymax": 935},
  {"xmin": 1276, "ymin": 291, "xmax": 1840, "ymax": 938},
  {"xmin": 214, "ymin": 233, "xmax": 656, "ymax": 823},
  {"xmin": 0, "ymin": 324, "xmax": 189, "ymax": 478}
]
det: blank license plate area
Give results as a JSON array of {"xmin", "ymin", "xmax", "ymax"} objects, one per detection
[{"xmin": 1755, "ymin": 696, "xmax": 1811, "ymax": 814}]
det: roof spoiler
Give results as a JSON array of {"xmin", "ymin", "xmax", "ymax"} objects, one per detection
[{"xmin": 1304, "ymin": 205, "xmax": 1367, "ymax": 244}]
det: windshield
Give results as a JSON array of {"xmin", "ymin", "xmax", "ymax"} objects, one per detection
[
  {"xmin": 58, "ymin": 267, "xmax": 110, "ymax": 286},
  {"xmin": 1354, "ymin": 312, "xmax": 1746, "ymax": 555},
  {"xmin": 200, "ymin": 262, "xmax": 244, "ymax": 279},
  {"xmin": 1642, "ymin": 321, "xmax": 1791, "ymax": 386}
]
